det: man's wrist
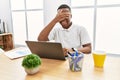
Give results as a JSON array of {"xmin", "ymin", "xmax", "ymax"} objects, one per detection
[{"xmin": 53, "ymin": 17, "xmax": 59, "ymax": 23}]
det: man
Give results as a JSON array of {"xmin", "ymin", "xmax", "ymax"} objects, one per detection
[{"xmin": 38, "ymin": 4, "xmax": 91, "ymax": 56}]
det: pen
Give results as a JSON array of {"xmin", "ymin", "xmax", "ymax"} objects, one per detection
[
  {"xmin": 72, "ymin": 48, "xmax": 78, "ymax": 56},
  {"xmin": 72, "ymin": 48, "xmax": 75, "ymax": 51},
  {"xmin": 67, "ymin": 51, "xmax": 72, "ymax": 56}
]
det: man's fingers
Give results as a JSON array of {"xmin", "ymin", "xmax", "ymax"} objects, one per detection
[
  {"xmin": 55, "ymin": 11, "xmax": 71, "ymax": 22},
  {"xmin": 57, "ymin": 9, "xmax": 62, "ymax": 14},
  {"xmin": 63, "ymin": 48, "xmax": 68, "ymax": 56}
]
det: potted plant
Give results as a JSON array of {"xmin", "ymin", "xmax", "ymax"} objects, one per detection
[{"xmin": 22, "ymin": 54, "xmax": 41, "ymax": 74}]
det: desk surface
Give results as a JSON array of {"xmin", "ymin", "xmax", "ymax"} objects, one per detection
[{"xmin": 0, "ymin": 52, "xmax": 120, "ymax": 80}]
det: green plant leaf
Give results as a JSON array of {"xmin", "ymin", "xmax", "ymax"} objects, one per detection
[{"xmin": 22, "ymin": 54, "xmax": 41, "ymax": 69}]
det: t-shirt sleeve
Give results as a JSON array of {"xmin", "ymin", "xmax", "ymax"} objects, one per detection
[{"xmin": 80, "ymin": 27, "xmax": 91, "ymax": 45}]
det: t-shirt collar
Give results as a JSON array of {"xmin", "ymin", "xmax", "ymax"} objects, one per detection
[{"xmin": 60, "ymin": 23, "xmax": 73, "ymax": 31}]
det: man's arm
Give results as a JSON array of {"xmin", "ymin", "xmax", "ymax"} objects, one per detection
[
  {"xmin": 66, "ymin": 43, "xmax": 91, "ymax": 56},
  {"xmin": 37, "ymin": 19, "xmax": 57, "ymax": 41},
  {"xmin": 37, "ymin": 10, "xmax": 70, "ymax": 41},
  {"xmin": 78, "ymin": 43, "xmax": 92, "ymax": 54}
]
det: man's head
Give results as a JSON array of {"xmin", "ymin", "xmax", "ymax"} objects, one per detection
[
  {"xmin": 57, "ymin": 4, "xmax": 71, "ymax": 12},
  {"xmin": 57, "ymin": 4, "xmax": 72, "ymax": 29}
]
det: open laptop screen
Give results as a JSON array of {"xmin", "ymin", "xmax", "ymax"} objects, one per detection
[{"xmin": 25, "ymin": 41, "xmax": 66, "ymax": 60}]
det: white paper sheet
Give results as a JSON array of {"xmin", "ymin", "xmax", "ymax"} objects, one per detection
[{"xmin": 4, "ymin": 47, "xmax": 31, "ymax": 59}]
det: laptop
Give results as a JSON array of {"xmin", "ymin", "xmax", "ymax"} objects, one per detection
[{"xmin": 25, "ymin": 41, "xmax": 66, "ymax": 60}]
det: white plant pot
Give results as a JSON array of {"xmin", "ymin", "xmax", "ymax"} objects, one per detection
[{"xmin": 25, "ymin": 66, "xmax": 40, "ymax": 74}]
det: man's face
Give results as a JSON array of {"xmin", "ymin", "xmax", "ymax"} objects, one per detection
[{"xmin": 57, "ymin": 8, "xmax": 72, "ymax": 29}]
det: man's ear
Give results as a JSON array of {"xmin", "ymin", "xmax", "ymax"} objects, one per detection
[{"xmin": 70, "ymin": 14, "xmax": 72, "ymax": 18}]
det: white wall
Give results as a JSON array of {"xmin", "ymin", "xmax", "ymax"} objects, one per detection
[
  {"xmin": 0, "ymin": 0, "xmax": 13, "ymax": 32},
  {"xmin": 44, "ymin": 0, "xmax": 71, "ymax": 26},
  {"xmin": 0, "ymin": 0, "xmax": 71, "ymax": 46},
  {"xmin": 0, "ymin": 0, "xmax": 71, "ymax": 32}
]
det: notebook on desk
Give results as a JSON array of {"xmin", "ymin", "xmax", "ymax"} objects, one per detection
[{"xmin": 25, "ymin": 41, "xmax": 66, "ymax": 60}]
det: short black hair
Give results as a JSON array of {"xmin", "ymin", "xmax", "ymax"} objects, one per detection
[{"xmin": 57, "ymin": 4, "xmax": 71, "ymax": 12}]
